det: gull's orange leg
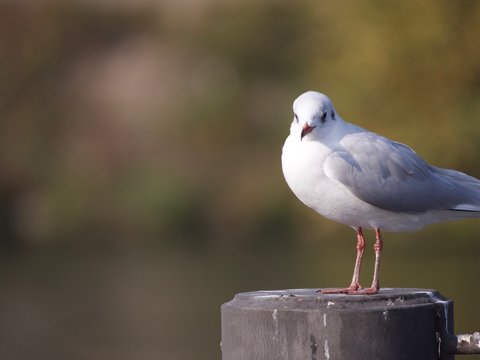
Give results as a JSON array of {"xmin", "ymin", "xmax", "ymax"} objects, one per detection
[
  {"xmin": 349, "ymin": 228, "xmax": 382, "ymax": 295},
  {"xmin": 319, "ymin": 227, "xmax": 366, "ymax": 294}
]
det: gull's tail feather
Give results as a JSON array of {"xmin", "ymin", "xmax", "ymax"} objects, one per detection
[
  {"xmin": 434, "ymin": 167, "xmax": 480, "ymax": 212},
  {"xmin": 447, "ymin": 208, "xmax": 480, "ymax": 213}
]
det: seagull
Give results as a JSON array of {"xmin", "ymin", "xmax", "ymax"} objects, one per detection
[{"xmin": 281, "ymin": 90, "xmax": 480, "ymax": 295}]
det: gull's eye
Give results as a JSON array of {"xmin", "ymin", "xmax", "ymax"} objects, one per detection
[
  {"xmin": 321, "ymin": 112, "xmax": 327, "ymax": 123},
  {"xmin": 294, "ymin": 113, "xmax": 299, "ymax": 122}
]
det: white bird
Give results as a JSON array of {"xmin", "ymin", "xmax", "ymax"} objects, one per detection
[{"xmin": 281, "ymin": 90, "xmax": 480, "ymax": 294}]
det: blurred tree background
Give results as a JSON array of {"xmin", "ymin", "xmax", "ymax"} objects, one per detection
[{"xmin": 1, "ymin": 0, "xmax": 480, "ymax": 359}]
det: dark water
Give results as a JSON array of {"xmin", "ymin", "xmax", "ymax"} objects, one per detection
[{"xmin": 0, "ymin": 231, "xmax": 479, "ymax": 360}]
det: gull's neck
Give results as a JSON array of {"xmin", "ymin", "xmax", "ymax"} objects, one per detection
[{"xmin": 320, "ymin": 117, "xmax": 365, "ymax": 147}]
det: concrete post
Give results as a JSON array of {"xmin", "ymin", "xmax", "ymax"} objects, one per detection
[{"xmin": 221, "ymin": 288, "xmax": 454, "ymax": 360}]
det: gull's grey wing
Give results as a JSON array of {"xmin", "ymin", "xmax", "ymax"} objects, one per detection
[{"xmin": 324, "ymin": 132, "xmax": 480, "ymax": 213}]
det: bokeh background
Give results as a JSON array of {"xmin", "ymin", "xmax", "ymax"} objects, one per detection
[{"xmin": 1, "ymin": 1, "xmax": 480, "ymax": 359}]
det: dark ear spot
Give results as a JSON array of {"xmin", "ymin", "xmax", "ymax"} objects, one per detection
[
  {"xmin": 294, "ymin": 113, "xmax": 299, "ymax": 122},
  {"xmin": 331, "ymin": 111, "xmax": 335, "ymax": 120},
  {"xmin": 321, "ymin": 112, "xmax": 327, "ymax": 123}
]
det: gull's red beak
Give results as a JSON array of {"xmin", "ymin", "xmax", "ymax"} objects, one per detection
[{"xmin": 301, "ymin": 124, "xmax": 315, "ymax": 140}]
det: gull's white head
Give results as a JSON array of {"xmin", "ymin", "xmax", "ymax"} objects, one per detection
[{"xmin": 291, "ymin": 91, "xmax": 339, "ymax": 140}]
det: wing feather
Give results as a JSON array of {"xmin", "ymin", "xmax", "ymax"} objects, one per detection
[{"xmin": 324, "ymin": 132, "xmax": 480, "ymax": 213}]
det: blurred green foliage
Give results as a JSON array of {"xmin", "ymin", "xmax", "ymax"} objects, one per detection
[
  {"xmin": 2, "ymin": 0, "xmax": 480, "ymax": 249},
  {"xmin": 1, "ymin": 1, "xmax": 480, "ymax": 359}
]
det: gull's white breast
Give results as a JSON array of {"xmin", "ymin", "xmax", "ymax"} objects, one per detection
[{"xmin": 281, "ymin": 133, "xmax": 430, "ymax": 232}]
